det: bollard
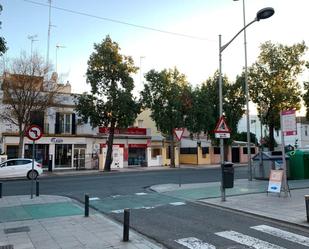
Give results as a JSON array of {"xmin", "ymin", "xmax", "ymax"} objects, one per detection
[
  {"xmin": 123, "ymin": 208, "xmax": 130, "ymax": 242},
  {"xmin": 85, "ymin": 194, "xmax": 89, "ymax": 217},
  {"xmin": 305, "ymin": 195, "xmax": 309, "ymax": 222},
  {"xmin": 0, "ymin": 182, "xmax": 2, "ymax": 198},
  {"xmin": 36, "ymin": 181, "xmax": 39, "ymax": 197}
]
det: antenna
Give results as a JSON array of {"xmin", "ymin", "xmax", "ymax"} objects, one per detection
[
  {"xmin": 55, "ymin": 44, "xmax": 66, "ymax": 74},
  {"xmin": 27, "ymin": 34, "xmax": 38, "ymax": 58},
  {"xmin": 46, "ymin": 0, "xmax": 52, "ymax": 67}
]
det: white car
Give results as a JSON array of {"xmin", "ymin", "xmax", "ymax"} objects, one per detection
[{"xmin": 0, "ymin": 158, "xmax": 43, "ymax": 180}]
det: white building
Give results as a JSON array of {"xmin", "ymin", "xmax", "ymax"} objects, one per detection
[{"xmin": 237, "ymin": 115, "xmax": 309, "ymax": 148}]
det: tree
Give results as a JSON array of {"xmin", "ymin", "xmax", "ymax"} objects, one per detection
[
  {"xmin": 249, "ymin": 41, "xmax": 307, "ymax": 151},
  {"xmin": 0, "ymin": 52, "xmax": 60, "ymax": 157},
  {"xmin": 199, "ymin": 72, "xmax": 246, "ymax": 142},
  {"xmin": 141, "ymin": 68, "xmax": 188, "ymax": 167},
  {"xmin": 0, "ymin": 4, "xmax": 7, "ymax": 56},
  {"xmin": 75, "ymin": 36, "xmax": 140, "ymax": 171}
]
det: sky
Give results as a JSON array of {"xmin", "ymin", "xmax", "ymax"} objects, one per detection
[{"xmin": 1, "ymin": 0, "xmax": 309, "ymax": 112}]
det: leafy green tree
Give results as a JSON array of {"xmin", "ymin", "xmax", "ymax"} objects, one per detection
[
  {"xmin": 199, "ymin": 72, "xmax": 246, "ymax": 142},
  {"xmin": 0, "ymin": 5, "xmax": 7, "ymax": 56},
  {"xmin": 75, "ymin": 36, "xmax": 140, "ymax": 171},
  {"xmin": 141, "ymin": 68, "xmax": 188, "ymax": 167},
  {"xmin": 249, "ymin": 41, "xmax": 307, "ymax": 151}
]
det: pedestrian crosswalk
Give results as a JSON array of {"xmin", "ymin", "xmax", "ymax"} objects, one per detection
[{"xmin": 175, "ymin": 224, "xmax": 309, "ymax": 249}]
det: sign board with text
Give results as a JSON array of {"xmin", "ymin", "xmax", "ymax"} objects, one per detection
[
  {"xmin": 281, "ymin": 110, "xmax": 297, "ymax": 136},
  {"xmin": 267, "ymin": 170, "xmax": 283, "ymax": 193}
]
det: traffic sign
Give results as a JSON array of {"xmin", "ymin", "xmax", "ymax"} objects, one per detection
[
  {"xmin": 214, "ymin": 116, "xmax": 231, "ymax": 133},
  {"xmin": 214, "ymin": 116, "xmax": 231, "ymax": 139},
  {"xmin": 26, "ymin": 125, "xmax": 43, "ymax": 141},
  {"xmin": 174, "ymin": 128, "xmax": 184, "ymax": 141}
]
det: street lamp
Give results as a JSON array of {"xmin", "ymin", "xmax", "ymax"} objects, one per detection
[{"xmin": 219, "ymin": 7, "xmax": 274, "ymax": 201}]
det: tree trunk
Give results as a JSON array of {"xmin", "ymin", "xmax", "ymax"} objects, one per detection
[
  {"xmin": 104, "ymin": 120, "xmax": 115, "ymax": 171},
  {"xmin": 269, "ymin": 123, "xmax": 275, "ymax": 151},
  {"xmin": 170, "ymin": 131, "xmax": 175, "ymax": 168}
]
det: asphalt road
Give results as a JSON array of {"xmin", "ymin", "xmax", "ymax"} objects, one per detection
[{"xmin": 2, "ymin": 167, "xmax": 309, "ymax": 249}]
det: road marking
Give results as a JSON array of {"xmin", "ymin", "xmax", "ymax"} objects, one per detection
[
  {"xmin": 252, "ymin": 225, "xmax": 309, "ymax": 247},
  {"xmin": 170, "ymin": 202, "xmax": 186, "ymax": 206},
  {"xmin": 215, "ymin": 231, "xmax": 286, "ymax": 249},
  {"xmin": 111, "ymin": 209, "xmax": 124, "ymax": 213},
  {"xmin": 135, "ymin": 192, "xmax": 148, "ymax": 195},
  {"xmin": 89, "ymin": 197, "xmax": 100, "ymax": 201},
  {"xmin": 175, "ymin": 237, "xmax": 216, "ymax": 249}
]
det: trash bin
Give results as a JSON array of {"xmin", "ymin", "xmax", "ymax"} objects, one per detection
[
  {"xmin": 288, "ymin": 150, "xmax": 309, "ymax": 179},
  {"xmin": 222, "ymin": 161, "xmax": 234, "ymax": 188}
]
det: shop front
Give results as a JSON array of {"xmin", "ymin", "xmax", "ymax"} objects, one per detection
[{"xmin": 128, "ymin": 144, "xmax": 147, "ymax": 166}]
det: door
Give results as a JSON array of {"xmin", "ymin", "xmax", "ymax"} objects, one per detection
[
  {"xmin": 74, "ymin": 148, "xmax": 85, "ymax": 169},
  {"xmin": 0, "ymin": 162, "xmax": 11, "ymax": 177},
  {"xmin": 232, "ymin": 147, "xmax": 240, "ymax": 163}
]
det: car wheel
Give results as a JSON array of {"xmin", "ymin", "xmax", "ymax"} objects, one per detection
[{"xmin": 27, "ymin": 170, "xmax": 38, "ymax": 180}]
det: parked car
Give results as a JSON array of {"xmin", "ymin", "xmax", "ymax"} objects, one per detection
[{"xmin": 0, "ymin": 158, "xmax": 43, "ymax": 179}]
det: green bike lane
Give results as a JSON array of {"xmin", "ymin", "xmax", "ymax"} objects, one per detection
[{"xmin": 2, "ymin": 179, "xmax": 309, "ymax": 222}]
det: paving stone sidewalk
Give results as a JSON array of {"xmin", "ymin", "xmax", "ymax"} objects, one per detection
[{"xmin": 0, "ymin": 195, "xmax": 165, "ymax": 249}]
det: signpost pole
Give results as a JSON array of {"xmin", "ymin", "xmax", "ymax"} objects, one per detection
[
  {"xmin": 31, "ymin": 140, "xmax": 35, "ymax": 199},
  {"xmin": 280, "ymin": 112, "xmax": 288, "ymax": 198}
]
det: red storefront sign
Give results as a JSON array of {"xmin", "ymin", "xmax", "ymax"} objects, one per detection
[
  {"xmin": 129, "ymin": 144, "xmax": 147, "ymax": 148},
  {"xmin": 99, "ymin": 127, "xmax": 147, "ymax": 135}
]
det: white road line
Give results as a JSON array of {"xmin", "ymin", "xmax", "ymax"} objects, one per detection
[
  {"xmin": 215, "ymin": 230, "xmax": 286, "ymax": 249},
  {"xmin": 170, "ymin": 202, "xmax": 186, "ymax": 206},
  {"xmin": 175, "ymin": 237, "xmax": 216, "ymax": 249},
  {"xmin": 135, "ymin": 192, "xmax": 148, "ymax": 195},
  {"xmin": 89, "ymin": 197, "xmax": 100, "ymax": 201},
  {"xmin": 252, "ymin": 225, "xmax": 309, "ymax": 247},
  {"xmin": 111, "ymin": 209, "xmax": 124, "ymax": 213}
]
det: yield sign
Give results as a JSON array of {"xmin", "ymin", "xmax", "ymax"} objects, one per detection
[
  {"xmin": 214, "ymin": 116, "xmax": 231, "ymax": 133},
  {"xmin": 174, "ymin": 128, "xmax": 184, "ymax": 141}
]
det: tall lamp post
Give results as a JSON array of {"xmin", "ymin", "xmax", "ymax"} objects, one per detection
[
  {"xmin": 219, "ymin": 7, "xmax": 274, "ymax": 201},
  {"xmin": 233, "ymin": 0, "xmax": 252, "ymax": 181}
]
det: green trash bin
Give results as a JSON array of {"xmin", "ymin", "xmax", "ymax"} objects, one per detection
[{"xmin": 288, "ymin": 150, "xmax": 309, "ymax": 179}]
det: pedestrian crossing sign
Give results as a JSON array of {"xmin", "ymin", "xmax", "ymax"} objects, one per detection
[{"xmin": 214, "ymin": 116, "xmax": 231, "ymax": 139}]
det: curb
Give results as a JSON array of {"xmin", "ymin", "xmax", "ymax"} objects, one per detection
[{"xmin": 198, "ymin": 200, "xmax": 309, "ymax": 231}]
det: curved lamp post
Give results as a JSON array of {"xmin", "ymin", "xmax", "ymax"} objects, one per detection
[{"xmin": 219, "ymin": 7, "xmax": 274, "ymax": 201}]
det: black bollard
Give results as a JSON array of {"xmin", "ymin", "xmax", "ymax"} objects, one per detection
[
  {"xmin": 36, "ymin": 181, "xmax": 39, "ymax": 197},
  {"xmin": 305, "ymin": 195, "xmax": 309, "ymax": 222},
  {"xmin": 85, "ymin": 194, "xmax": 89, "ymax": 217},
  {"xmin": 0, "ymin": 182, "xmax": 2, "ymax": 198},
  {"xmin": 123, "ymin": 208, "xmax": 130, "ymax": 242}
]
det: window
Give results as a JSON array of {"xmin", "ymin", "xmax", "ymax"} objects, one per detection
[
  {"xmin": 180, "ymin": 148, "xmax": 197, "ymax": 154},
  {"xmin": 151, "ymin": 148, "xmax": 161, "ymax": 158},
  {"xmin": 202, "ymin": 147, "xmax": 209, "ymax": 158},
  {"xmin": 167, "ymin": 146, "xmax": 171, "ymax": 159},
  {"xmin": 137, "ymin": 120, "xmax": 143, "ymax": 128},
  {"xmin": 243, "ymin": 147, "xmax": 256, "ymax": 154},
  {"xmin": 30, "ymin": 111, "xmax": 44, "ymax": 132},
  {"xmin": 214, "ymin": 147, "xmax": 220, "ymax": 154},
  {"xmin": 55, "ymin": 113, "xmax": 76, "ymax": 134}
]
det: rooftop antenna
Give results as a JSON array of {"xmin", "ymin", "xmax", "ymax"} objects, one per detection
[
  {"xmin": 55, "ymin": 44, "xmax": 66, "ymax": 74},
  {"xmin": 27, "ymin": 34, "xmax": 38, "ymax": 58}
]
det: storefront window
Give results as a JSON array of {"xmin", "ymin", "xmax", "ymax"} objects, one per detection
[
  {"xmin": 55, "ymin": 144, "xmax": 72, "ymax": 168},
  {"xmin": 151, "ymin": 148, "xmax": 161, "ymax": 159}
]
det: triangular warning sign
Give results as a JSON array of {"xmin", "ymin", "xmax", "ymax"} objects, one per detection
[
  {"xmin": 214, "ymin": 116, "xmax": 231, "ymax": 133},
  {"xmin": 174, "ymin": 128, "xmax": 184, "ymax": 141}
]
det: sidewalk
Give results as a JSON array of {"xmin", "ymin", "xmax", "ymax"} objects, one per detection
[
  {"xmin": 151, "ymin": 179, "xmax": 309, "ymax": 229},
  {"xmin": 0, "ymin": 195, "xmax": 165, "ymax": 249}
]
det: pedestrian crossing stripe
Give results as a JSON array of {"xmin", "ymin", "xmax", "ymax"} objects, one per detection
[
  {"xmin": 215, "ymin": 230, "xmax": 286, "ymax": 249},
  {"xmin": 176, "ymin": 224, "xmax": 309, "ymax": 249},
  {"xmin": 252, "ymin": 225, "xmax": 309, "ymax": 247},
  {"xmin": 175, "ymin": 237, "xmax": 216, "ymax": 249}
]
